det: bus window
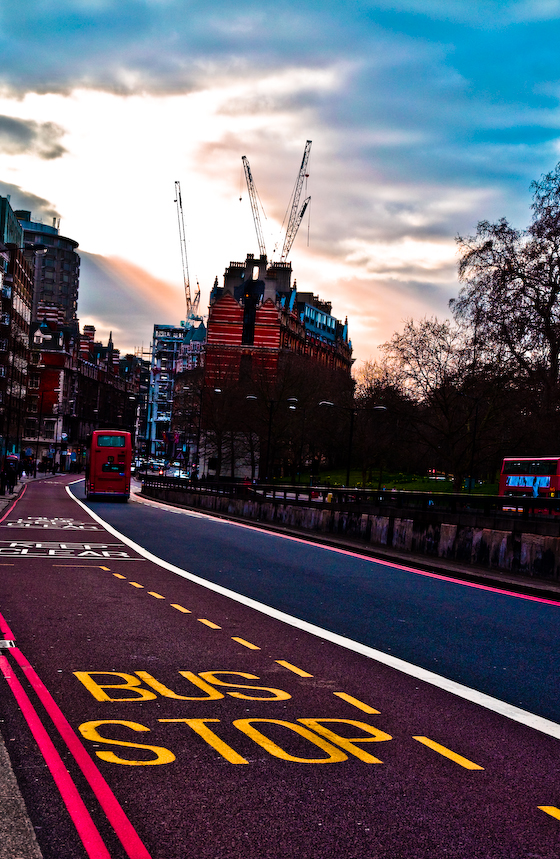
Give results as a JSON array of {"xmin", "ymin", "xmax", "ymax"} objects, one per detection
[{"xmin": 499, "ymin": 457, "xmax": 560, "ymax": 498}]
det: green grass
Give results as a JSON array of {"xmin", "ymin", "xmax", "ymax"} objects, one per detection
[{"xmin": 287, "ymin": 469, "xmax": 499, "ymax": 495}]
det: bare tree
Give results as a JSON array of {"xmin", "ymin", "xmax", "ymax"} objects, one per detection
[{"xmin": 454, "ymin": 163, "xmax": 560, "ymax": 412}]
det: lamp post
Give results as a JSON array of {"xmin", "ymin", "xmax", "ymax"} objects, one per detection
[
  {"xmin": 319, "ymin": 401, "xmax": 387, "ymax": 488},
  {"xmin": 34, "ymin": 387, "xmax": 60, "ymax": 475},
  {"xmin": 246, "ymin": 395, "xmax": 276, "ymax": 482}
]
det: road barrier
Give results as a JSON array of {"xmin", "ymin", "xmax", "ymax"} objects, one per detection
[{"xmin": 140, "ymin": 476, "xmax": 560, "ymax": 582}]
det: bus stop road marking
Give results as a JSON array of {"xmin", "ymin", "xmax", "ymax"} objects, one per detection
[
  {"xmin": 198, "ymin": 619, "xmax": 221, "ymax": 629},
  {"xmin": 333, "ymin": 692, "xmax": 380, "ymax": 714},
  {"xmin": 170, "ymin": 604, "xmax": 191, "ymax": 613},
  {"xmin": 148, "ymin": 592, "xmax": 165, "ymax": 599},
  {"xmin": 413, "ymin": 736, "xmax": 484, "ymax": 770},
  {"xmin": 538, "ymin": 806, "xmax": 560, "ymax": 820},
  {"xmin": 232, "ymin": 637, "xmax": 260, "ymax": 650},
  {"xmin": 276, "ymin": 660, "xmax": 313, "ymax": 677}
]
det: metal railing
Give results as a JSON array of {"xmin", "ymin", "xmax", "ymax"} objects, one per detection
[{"xmin": 140, "ymin": 474, "xmax": 560, "ymax": 522}]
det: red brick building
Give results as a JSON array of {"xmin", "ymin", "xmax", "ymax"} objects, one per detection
[{"xmin": 205, "ymin": 253, "xmax": 352, "ymax": 386}]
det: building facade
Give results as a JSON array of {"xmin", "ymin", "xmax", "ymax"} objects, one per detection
[
  {"xmin": 15, "ymin": 210, "xmax": 80, "ymax": 329},
  {"xmin": 0, "ymin": 198, "xmax": 34, "ymax": 460},
  {"xmin": 174, "ymin": 252, "xmax": 353, "ymax": 479}
]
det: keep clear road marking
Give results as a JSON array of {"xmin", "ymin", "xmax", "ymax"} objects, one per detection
[
  {"xmin": 413, "ymin": 736, "xmax": 484, "ymax": 770},
  {"xmin": 68, "ymin": 483, "xmax": 560, "ymax": 741}
]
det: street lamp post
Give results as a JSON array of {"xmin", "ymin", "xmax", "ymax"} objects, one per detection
[
  {"xmin": 320, "ymin": 401, "xmax": 387, "ymax": 488},
  {"xmin": 246, "ymin": 396, "xmax": 276, "ymax": 482},
  {"xmin": 34, "ymin": 387, "xmax": 60, "ymax": 475}
]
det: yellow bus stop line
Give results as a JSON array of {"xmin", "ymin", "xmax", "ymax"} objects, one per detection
[
  {"xmin": 413, "ymin": 736, "xmax": 484, "ymax": 770},
  {"xmin": 171, "ymin": 604, "xmax": 191, "ymax": 613},
  {"xmin": 148, "ymin": 591, "xmax": 165, "ymax": 599},
  {"xmin": 276, "ymin": 660, "xmax": 313, "ymax": 677},
  {"xmin": 539, "ymin": 806, "xmax": 560, "ymax": 820},
  {"xmin": 333, "ymin": 692, "xmax": 380, "ymax": 714},
  {"xmin": 129, "ymin": 582, "xmax": 144, "ymax": 588},
  {"xmin": 232, "ymin": 637, "xmax": 260, "ymax": 650},
  {"xmin": 198, "ymin": 619, "xmax": 221, "ymax": 629},
  {"xmin": 113, "ymin": 573, "xmax": 126, "ymax": 579}
]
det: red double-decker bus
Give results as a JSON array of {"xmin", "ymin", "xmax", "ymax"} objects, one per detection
[
  {"xmin": 85, "ymin": 430, "xmax": 132, "ymax": 500},
  {"xmin": 498, "ymin": 457, "xmax": 560, "ymax": 498}
]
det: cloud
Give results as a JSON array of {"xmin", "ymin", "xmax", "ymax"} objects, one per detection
[
  {"xmin": 0, "ymin": 181, "xmax": 61, "ymax": 221},
  {"xmin": 3, "ymin": 0, "xmax": 560, "ymax": 368},
  {"xmin": 0, "ymin": 116, "xmax": 66, "ymax": 159},
  {"xmin": 77, "ymin": 252, "xmax": 184, "ymax": 353}
]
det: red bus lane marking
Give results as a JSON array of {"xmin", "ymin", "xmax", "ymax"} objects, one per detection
[
  {"xmin": 0, "ymin": 653, "xmax": 112, "ymax": 859},
  {"xmin": 0, "ymin": 613, "xmax": 153, "ymax": 859}
]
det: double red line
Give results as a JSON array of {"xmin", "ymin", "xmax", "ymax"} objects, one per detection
[{"xmin": 0, "ymin": 484, "xmax": 152, "ymax": 858}]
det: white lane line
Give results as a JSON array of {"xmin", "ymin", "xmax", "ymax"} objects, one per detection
[{"xmin": 67, "ymin": 484, "xmax": 560, "ymax": 741}]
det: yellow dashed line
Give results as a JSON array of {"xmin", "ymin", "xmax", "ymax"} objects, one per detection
[
  {"xmin": 539, "ymin": 806, "xmax": 560, "ymax": 820},
  {"xmin": 148, "ymin": 591, "xmax": 165, "ymax": 599},
  {"xmin": 275, "ymin": 660, "xmax": 313, "ymax": 677},
  {"xmin": 333, "ymin": 692, "xmax": 380, "ymax": 714},
  {"xmin": 232, "ymin": 637, "xmax": 260, "ymax": 650},
  {"xmin": 413, "ymin": 736, "xmax": 484, "ymax": 770},
  {"xmin": 113, "ymin": 573, "xmax": 126, "ymax": 579},
  {"xmin": 198, "ymin": 619, "xmax": 221, "ymax": 629},
  {"xmin": 129, "ymin": 582, "xmax": 144, "ymax": 589},
  {"xmin": 171, "ymin": 604, "xmax": 191, "ymax": 613}
]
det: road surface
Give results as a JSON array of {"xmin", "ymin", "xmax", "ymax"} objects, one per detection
[{"xmin": 0, "ymin": 475, "xmax": 558, "ymax": 858}]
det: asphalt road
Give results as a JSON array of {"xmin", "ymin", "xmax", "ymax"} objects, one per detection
[{"xmin": 0, "ymin": 475, "xmax": 559, "ymax": 859}]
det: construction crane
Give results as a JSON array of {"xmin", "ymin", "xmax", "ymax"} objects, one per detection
[
  {"xmin": 242, "ymin": 156, "xmax": 267, "ymax": 258},
  {"xmin": 191, "ymin": 280, "xmax": 201, "ymax": 318},
  {"xmin": 174, "ymin": 180, "xmax": 192, "ymax": 317},
  {"xmin": 280, "ymin": 140, "xmax": 312, "ymax": 262}
]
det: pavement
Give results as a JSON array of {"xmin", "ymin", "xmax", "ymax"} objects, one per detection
[
  {"xmin": 2, "ymin": 473, "xmax": 560, "ymax": 858},
  {"xmin": 0, "ymin": 472, "xmax": 60, "ymax": 859}
]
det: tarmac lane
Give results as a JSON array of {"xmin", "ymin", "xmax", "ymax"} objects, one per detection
[{"xmin": 0, "ymin": 476, "xmax": 559, "ymax": 858}]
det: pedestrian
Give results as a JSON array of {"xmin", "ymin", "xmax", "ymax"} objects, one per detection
[{"xmin": 3, "ymin": 458, "xmax": 18, "ymax": 494}]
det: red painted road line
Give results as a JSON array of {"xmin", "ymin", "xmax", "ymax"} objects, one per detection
[
  {"xmin": 0, "ymin": 612, "xmax": 15, "ymax": 639},
  {"xmin": 0, "ymin": 483, "xmax": 26, "ymax": 524},
  {"xmin": 0, "ymin": 653, "xmax": 112, "ymax": 859},
  {"xmin": 9, "ymin": 645, "xmax": 153, "ymax": 859}
]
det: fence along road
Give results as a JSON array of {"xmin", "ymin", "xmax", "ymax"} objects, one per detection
[{"xmin": 0, "ymin": 474, "xmax": 558, "ymax": 858}]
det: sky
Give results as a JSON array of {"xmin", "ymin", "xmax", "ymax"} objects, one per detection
[{"xmin": 1, "ymin": 1, "xmax": 560, "ymax": 368}]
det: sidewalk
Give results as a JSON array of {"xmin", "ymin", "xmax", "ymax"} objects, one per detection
[{"xmin": 0, "ymin": 473, "xmax": 62, "ymax": 859}]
